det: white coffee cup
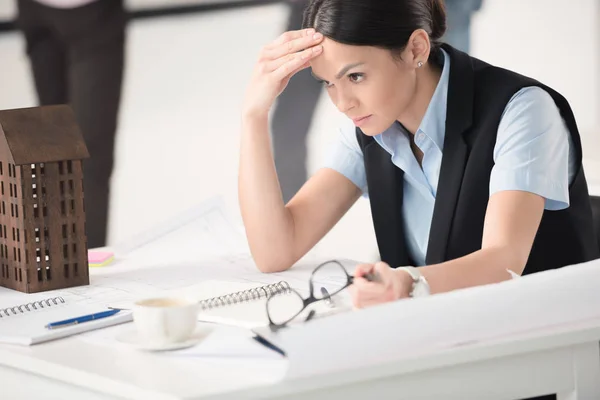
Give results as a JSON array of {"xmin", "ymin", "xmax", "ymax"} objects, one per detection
[{"xmin": 133, "ymin": 297, "xmax": 199, "ymax": 346}]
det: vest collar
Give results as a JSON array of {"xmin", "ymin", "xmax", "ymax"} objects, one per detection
[{"xmin": 424, "ymin": 44, "xmax": 474, "ymax": 264}]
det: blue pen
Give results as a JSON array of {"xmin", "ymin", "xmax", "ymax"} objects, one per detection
[{"xmin": 45, "ymin": 309, "xmax": 121, "ymax": 330}]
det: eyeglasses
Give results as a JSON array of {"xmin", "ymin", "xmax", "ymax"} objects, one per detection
[{"xmin": 265, "ymin": 260, "xmax": 378, "ymax": 331}]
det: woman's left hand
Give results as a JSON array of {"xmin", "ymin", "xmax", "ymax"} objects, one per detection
[{"xmin": 348, "ymin": 262, "xmax": 414, "ymax": 308}]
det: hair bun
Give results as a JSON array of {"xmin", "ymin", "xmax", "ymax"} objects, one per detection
[{"xmin": 429, "ymin": 0, "xmax": 447, "ymax": 41}]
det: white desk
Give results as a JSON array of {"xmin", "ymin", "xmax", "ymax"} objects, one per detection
[
  {"xmin": 0, "ymin": 317, "xmax": 599, "ymax": 400},
  {"xmin": 1, "ymin": 218, "xmax": 599, "ymax": 400},
  {"xmin": 1, "ymin": 262, "xmax": 600, "ymax": 400}
]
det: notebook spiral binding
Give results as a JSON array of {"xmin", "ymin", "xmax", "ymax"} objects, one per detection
[
  {"xmin": 0, "ymin": 296, "xmax": 65, "ymax": 318},
  {"xmin": 199, "ymin": 281, "xmax": 291, "ymax": 310}
]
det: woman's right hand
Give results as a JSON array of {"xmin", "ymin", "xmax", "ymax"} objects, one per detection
[{"xmin": 242, "ymin": 28, "xmax": 324, "ymax": 119}]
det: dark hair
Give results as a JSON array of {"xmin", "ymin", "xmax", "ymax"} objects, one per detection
[{"xmin": 302, "ymin": 0, "xmax": 446, "ymax": 61}]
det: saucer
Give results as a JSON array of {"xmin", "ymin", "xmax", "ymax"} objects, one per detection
[{"xmin": 115, "ymin": 327, "xmax": 211, "ymax": 352}]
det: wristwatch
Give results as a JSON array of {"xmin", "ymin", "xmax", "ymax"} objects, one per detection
[{"xmin": 398, "ymin": 267, "xmax": 431, "ymax": 297}]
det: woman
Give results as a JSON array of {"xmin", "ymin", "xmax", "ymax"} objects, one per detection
[{"xmin": 239, "ymin": 0, "xmax": 598, "ymax": 312}]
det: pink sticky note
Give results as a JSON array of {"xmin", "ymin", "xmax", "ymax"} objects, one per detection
[{"xmin": 88, "ymin": 251, "xmax": 114, "ymax": 264}]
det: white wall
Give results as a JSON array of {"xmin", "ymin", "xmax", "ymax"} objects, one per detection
[
  {"xmin": 0, "ymin": 0, "xmax": 599, "ymax": 263},
  {"xmin": 470, "ymin": 0, "xmax": 600, "ymax": 184}
]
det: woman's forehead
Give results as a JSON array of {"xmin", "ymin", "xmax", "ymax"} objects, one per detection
[
  {"xmin": 310, "ymin": 39, "xmax": 391, "ymax": 77},
  {"xmin": 318, "ymin": 38, "xmax": 375, "ymax": 58}
]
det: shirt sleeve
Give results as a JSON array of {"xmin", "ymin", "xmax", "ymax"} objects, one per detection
[
  {"xmin": 321, "ymin": 118, "xmax": 369, "ymax": 195},
  {"xmin": 490, "ymin": 86, "xmax": 573, "ymax": 210}
]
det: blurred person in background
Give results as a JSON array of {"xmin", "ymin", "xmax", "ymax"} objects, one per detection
[
  {"xmin": 271, "ymin": 0, "xmax": 322, "ymax": 203},
  {"xmin": 272, "ymin": 0, "xmax": 483, "ymax": 203},
  {"xmin": 16, "ymin": 0, "xmax": 127, "ymax": 248},
  {"xmin": 443, "ymin": 0, "xmax": 483, "ymax": 53}
]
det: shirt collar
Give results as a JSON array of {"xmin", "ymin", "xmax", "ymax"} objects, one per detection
[{"xmin": 417, "ymin": 48, "xmax": 450, "ymax": 151}]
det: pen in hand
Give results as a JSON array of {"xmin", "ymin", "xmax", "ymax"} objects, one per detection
[{"xmin": 363, "ymin": 271, "xmax": 382, "ymax": 283}]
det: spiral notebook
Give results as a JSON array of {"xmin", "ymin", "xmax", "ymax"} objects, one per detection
[
  {"xmin": 0, "ymin": 295, "xmax": 133, "ymax": 346},
  {"xmin": 172, "ymin": 280, "xmax": 293, "ymax": 329},
  {"xmin": 174, "ymin": 280, "xmax": 334, "ymax": 329}
]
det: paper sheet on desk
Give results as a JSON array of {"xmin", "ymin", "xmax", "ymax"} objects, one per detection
[
  {"xmin": 170, "ymin": 325, "xmax": 284, "ymax": 360},
  {"xmin": 112, "ymin": 196, "xmax": 249, "ymax": 266},
  {"xmin": 253, "ymin": 259, "xmax": 600, "ymax": 380},
  {"xmin": 81, "ymin": 322, "xmax": 284, "ymax": 360}
]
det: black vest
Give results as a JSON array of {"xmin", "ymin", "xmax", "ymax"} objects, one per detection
[{"xmin": 356, "ymin": 44, "xmax": 599, "ymax": 274}]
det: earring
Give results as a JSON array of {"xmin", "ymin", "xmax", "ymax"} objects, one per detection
[{"xmin": 417, "ymin": 61, "xmax": 423, "ymax": 68}]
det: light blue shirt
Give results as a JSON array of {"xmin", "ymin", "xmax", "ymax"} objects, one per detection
[{"xmin": 324, "ymin": 49, "xmax": 575, "ymax": 266}]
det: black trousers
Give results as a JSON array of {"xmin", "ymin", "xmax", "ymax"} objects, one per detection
[
  {"xmin": 16, "ymin": 0, "xmax": 126, "ymax": 248},
  {"xmin": 271, "ymin": 0, "xmax": 322, "ymax": 203}
]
